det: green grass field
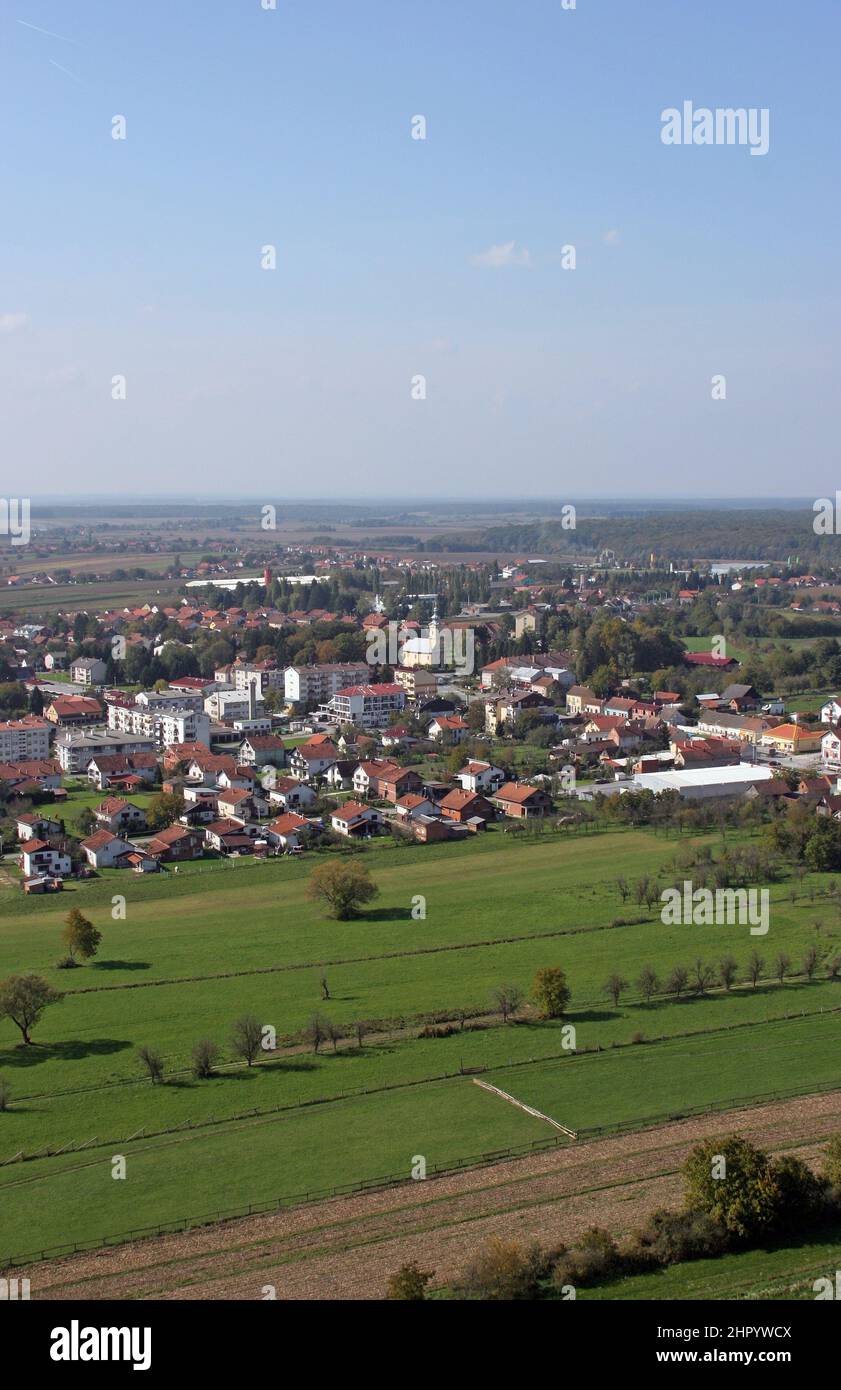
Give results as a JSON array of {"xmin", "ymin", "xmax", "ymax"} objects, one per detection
[
  {"xmin": 1, "ymin": 825, "xmax": 840, "ymax": 1261},
  {"xmin": 581, "ymin": 1226, "xmax": 841, "ymax": 1300}
]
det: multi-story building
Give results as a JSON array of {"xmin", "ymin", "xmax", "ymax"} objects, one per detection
[
  {"xmin": 230, "ymin": 661, "xmax": 285, "ymax": 696},
  {"xmin": 106, "ymin": 699, "xmax": 210, "ymax": 749},
  {"xmin": 203, "ymin": 687, "xmax": 263, "ymax": 722},
  {"xmin": 323, "ymin": 683, "xmax": 406, "ymax": 730},
  {"xmin": 0, "ymin": 716, "xmax": 51, "ymax": 762},
  {"xmin": 284, "ymin": 663, "xmax": 369, "ymax": 705},
  {"xmin": 70, "ymin": 656, "xmax": 107, "ymax": 686},
  {"xmin": 56, "ymin": 730, "xmax": 157, "ymax": 774},
  {"xmin": 393, "ymin": 667, "xmax": 438, "ymax": 701}
]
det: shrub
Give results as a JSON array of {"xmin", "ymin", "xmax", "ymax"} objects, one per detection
[
  {"xmin": 459, "ymin": 1237, "xmax": 553, "ymax": 1301},
  {"xmin": 627, "ymin": 1208, "xmax": 727, "ymax": 1267},
  {"xmin": 386, "ymin": 1262, "xmax": 434, "ymax": 1300},
  {"xmin": 552, "ymin": 1227, "xmax": 621, "ymax": 1290}
]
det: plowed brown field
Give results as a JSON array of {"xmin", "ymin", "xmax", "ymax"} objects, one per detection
[{"xmin": 12, "ymin": 1090, "xmax": 841, "ymax": 1301}]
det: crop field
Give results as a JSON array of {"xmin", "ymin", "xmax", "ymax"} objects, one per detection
[
  {"xmin": 1, "ymin": 825, "xmax": 840, "ymax": 1264},
  {"xmin": 0, "ymin": 578, "xmax": 185, "ymax": 614}
]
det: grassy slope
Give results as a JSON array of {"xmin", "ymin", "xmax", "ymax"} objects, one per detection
[{"xmin": 1, "ymin": 826, "xmax": 840, "ymax": 1258}]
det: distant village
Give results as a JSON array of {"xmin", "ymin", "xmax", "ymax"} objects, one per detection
[{"xmin": 3, "ymin": 549, "xmax": 841, "ymax": 893}]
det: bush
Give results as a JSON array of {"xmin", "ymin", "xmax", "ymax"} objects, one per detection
[
  {"xmin": 823, "ymin": 1134, "xmax": 841, "ymax": 1192},
  {"xmin": 386, "ymin": 1262, "xmax": 435, "ymax": 1300},
  {"xmin": 458, "ymin": 1237, "xmax": 555, "ymax": 1300},
  {"xmin": 55, "ymin": 956, "xmax": 79, "ymax": 970},
  {"xmin": 768, "ymin": 1155, "xmax": 828, "ymax": 1232},
  {"xmin": 627, "ymin": 1208, "xmax": 727, "ymax": 1267},
  {"xmin": 552, "ymin": 1227, "xmax": 621, "ymax": 1290}
]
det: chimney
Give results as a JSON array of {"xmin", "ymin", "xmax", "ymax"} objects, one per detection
[{"xmin": 249, "ymin": 677, "xmax": 257, "ymax": 721}]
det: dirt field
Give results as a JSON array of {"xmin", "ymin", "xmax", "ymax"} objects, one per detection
[{"xmin": 13, "ymin": 1090, "xmax": 841, "ymax": 1301}]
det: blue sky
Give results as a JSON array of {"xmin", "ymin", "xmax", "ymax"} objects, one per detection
[{"xmin": 2, "ymin": 0, "xmax": 838, "ymax": 498}]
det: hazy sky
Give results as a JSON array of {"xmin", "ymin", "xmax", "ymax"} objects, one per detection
[{"xmin": 2, "ymin": 0, "xmax": 838, "ymax": 499}]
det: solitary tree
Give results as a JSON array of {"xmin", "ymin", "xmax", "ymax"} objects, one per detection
[
  {"xmin": 666, "ymin": 964, "xmax": 689, "ymax": 999},
  {"xmin": 192, "ymin": 1038, "xmax": 220, "ymax": 1079},
  {"xmin": 691, "ymin": 959, "xmax": 716, "ymax": 997},
  {"xmin": 802, "ymin": 945, "xmax": 819, "ymax": 981},
  {"xmin": 306, "ymin": 860, "xmax": 379, "ymax": 920},
  {"xmin": 319, "ymin": 973, "xmax": 330, "ymax": 1000},
  {"xmin": 746, "ymin": 950, "xmax": 764, "ymax": 989},
  {"xmin": 0, "ymin": 974, "xmax": 62, "ymax": 1045},
  {"xmin": 307, "ymin": 1013, "xmax": 328, "ymax": 1053},
  {"xmin": 492, "ymin": 984, "xmax": 524, "ymax": 1024},
  {"xmin": 531, "ymin": 967, "xmax": 571, "ymax": 1019},
  {"xmin": 62, "ymin": 909, "xmax": 102, "ymax": 963},
  {"xmin": 386, "ymin": 1262, "xmax": 435, "ymax": 1301},
  {"xmin": 774, "ymin": 951, "xmax": 792, "ymax": 985},
  {"xmin": 719, "ymin": 955, "xmax": 738, "ymax": 991},
  {"xmin": 0, "ymin": 1077, "xmax": 11, "ymax": 1112},
  {"xmin": 636, "ymin": 965, "xmax": 660, "ymax": 1002},
  {"xmin": 603, "ymin": 974, "xmax": 628, "ymax": 1008},
  {"xmin": 231, "ymin": 1015, "xmax": 264, "ymax": 1067},
  {"xmin": 137, "ymin": 1044, "xmax": 165, "ymax": 1084}
]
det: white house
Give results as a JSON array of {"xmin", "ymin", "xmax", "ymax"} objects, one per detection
[
  {"xmin": 822, "ymin": 725, "xmax": 841, "ymax": 770},
  {"xmin": 19, "ymin": 839, "xmax": 71, "ymax": 879},
  {"xmin": 267, "ymin": 778, "xmax": 317, "ymax": 812},
  {"xmin": 79, "ymin": 830, "xmax": 136, "ymax": 869},
  {"xmin": 330, "ymin": 801, "xmax": 383, "ymax": 837},
  {"xmin": 820, "ymin": 698, "xmax": 841, "ymax": 724},
  {"xmin": 455, "ymin": 760, "xmax": 506, "ymax": 794}
]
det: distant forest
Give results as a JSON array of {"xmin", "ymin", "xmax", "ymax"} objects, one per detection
[{"xmin": 419, "ymin": 509, "xmax": 832, "ymax": 566}]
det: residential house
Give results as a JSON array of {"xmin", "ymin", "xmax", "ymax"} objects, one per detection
[
  {"xmin": 719, "ymin": 683, "xmax": 762, "ymax": 713},
  {"xmin": 428, "ymin": 714, "xmax": 469, "ymax": 742},
  {"xmin": 204, "ymin": 819, "xmax": 259, "ymax": 854},
  {"xmin": 330, "ymin": 801, "xmax": 383, "ymax": 837},
  {"xmin": 86, "ymin": 752, "xmax": 158, "ymax": 791},
  {"xmin": 264, "ymin": 812, "xmax": 312, "ymax": 850},
  {"xmin": 19, "ymin": 839, "xmax": 72, "ymax": 879},
  {"xmin": 146, "ymin": 825, "xmax": 204, "ymax": 863},
  {"xmin": 288, "ymin": 740, "xmax": 339, "ymax": 782},
  {"xmin": 16, "ymin": 813, "xmax": 63, "ymax": 842},
  {"xmin": 94, "ymin": 798, "xmax": 148, "ymax": 835},
  {"xmin": 493, "ymin": 783, "xmax": 554, "ymax": 818},
  {"xmin": 238, "ymin": 734, "xmax": 286, "ymax": 767},
  {"xmin": 267, "ymin": 777, "xmax": 317, "ymax": 812},
  {"xmin": 80, "ymin": 830, "xmax": 136, "ymax": 869},
  {"xmin": 455, "ymin": 760, "xmax": 506, "ymax": 794},
  {"xmin": 439, "ymin": 788, "xmax": 496, "ymax": 823},
  {"xmin": 395, "ymin": 793, "xmax": 435, "ymax": 820},
  {"xmin": 565, "ymin": 686, "xmax": 601, "ymax": 716}
]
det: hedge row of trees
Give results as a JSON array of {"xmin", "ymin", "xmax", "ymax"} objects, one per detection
[{"xmin": 388, "ymin": 1132, "xmax": 841, "ymax": 1299}]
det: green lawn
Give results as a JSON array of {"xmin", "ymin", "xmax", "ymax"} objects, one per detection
[{"xmin": 1, "ymin": 825, "xmax": 840, "ymax": 1261}]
